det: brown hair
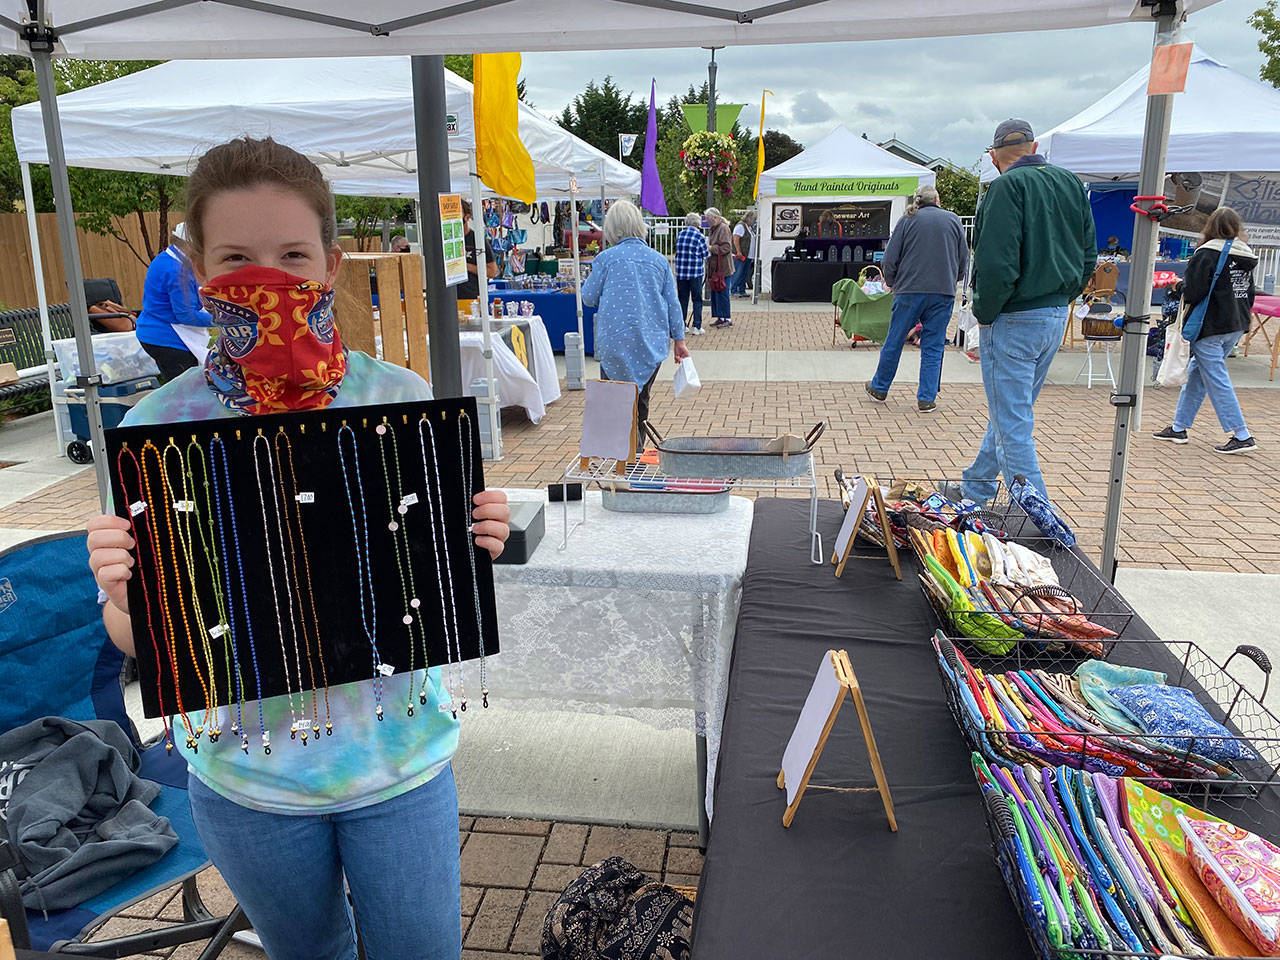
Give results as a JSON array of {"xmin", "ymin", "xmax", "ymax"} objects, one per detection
[
  {"xmin": 1201, "ymin": 207, "xmax": 1245, "ymax": 244},
  {"xmin": 184, "ymin": 137, "xmax": 337, "ymax": 259}
]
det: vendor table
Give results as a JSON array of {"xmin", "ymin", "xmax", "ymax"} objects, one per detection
[
  {"xmin": 693, "ymin": 498, "xmax": 1280, "ymax": 959},
  {"xmin": 1114, "ymin": 258, "xmax": 1187, "ymax": 303},
  {"xmin": 460, "ymin": 314, "xmax": 561, "ymax": 409},
  {"xmin": 769, "ymin": 259, "xmax": 850, "ymax": 303},
  {"xmin": 1248, "ymin": 293, "xmax": 1280, "ymax": 381},
  {"xmin": 459, "ymin": 330, "xmax": 545, "ymax": 423},
  {"xmin": 502, "ymin": 290, "xmax": 596, "ymax": 355},
  {"xmin": 491, "ymin": 490, "xmax": 754, "ymax": 834}
]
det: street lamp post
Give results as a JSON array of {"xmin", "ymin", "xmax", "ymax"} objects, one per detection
[{"xmin": 704, "ymin": 46, "xmax": 722, "ymax": 211}]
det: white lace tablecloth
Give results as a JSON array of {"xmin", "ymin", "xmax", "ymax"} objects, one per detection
[{"xmin": 490, "ymin": 489, "xmax": 754, "ymax": 821}]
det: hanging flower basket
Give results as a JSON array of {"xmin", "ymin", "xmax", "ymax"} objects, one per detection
[{"xmin": 680, "ymin": 131, "xmax": 740, "ymax": 198}]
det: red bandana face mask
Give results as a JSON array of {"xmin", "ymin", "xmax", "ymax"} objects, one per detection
[{"xmin": 200, "ymin": 265, "xmax": 346, "ymax": 416}]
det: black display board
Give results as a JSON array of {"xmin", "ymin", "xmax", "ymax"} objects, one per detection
[{"xmin": 105, "ymin": 397, "xmax": 499, "ymax": 725}]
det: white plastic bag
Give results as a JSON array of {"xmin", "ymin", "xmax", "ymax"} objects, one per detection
[
  {"xmin": 1157, "ymin": 303, "xmax": 1191, "ymax": 388},
  {"xmin": 956, "ymin": 301, "xmax": 979, "ymax": 353},
  {"xmin": 673, "ymin": 356, "xmax": 701, "ymax": 399}
]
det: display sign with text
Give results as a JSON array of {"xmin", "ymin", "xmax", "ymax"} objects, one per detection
[
  {"xmin": 774, "ymin": 176, "xmax": 917, "ymax": 198},
  {"xmin": 438, "ymin": 193, "xmax": 466, "ymax": 287}
]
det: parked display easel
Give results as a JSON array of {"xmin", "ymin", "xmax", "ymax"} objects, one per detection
[
  {"xmin": 830, "ymin": 470, "xmax": 901, "ymax": 580},
  {"xmin": 778, "ymin": 648, "xmax": 896, "ymax": 831}
]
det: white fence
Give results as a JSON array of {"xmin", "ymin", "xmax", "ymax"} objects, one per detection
[{"xmin": 644, "ymin": 216, "xmax": 690, "ymax": 261}]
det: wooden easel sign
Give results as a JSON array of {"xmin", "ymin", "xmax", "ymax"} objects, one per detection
[
  {"xmin": 831, "ymin": 472, "xmax": 901, "ymax": 580},
  {"xmin": 778, "ymin": 649, "xmax": 897, "ymax": 831},
  {"xmin": 580, "ymin": 379, "xmax": 638, "ymax": 475}
]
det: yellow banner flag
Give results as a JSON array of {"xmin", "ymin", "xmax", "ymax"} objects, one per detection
[
  {"xmin": 753, "ymin": 89, "xmax": 774, "ymax": 199},
  {"xmin": 474, "ymin": 53, "xmax": 535, "ymax": 203}
]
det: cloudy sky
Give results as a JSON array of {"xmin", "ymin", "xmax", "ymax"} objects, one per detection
[{"xmin": 521, "ymin": 0, "xmax": 1264, "ymax": 169}]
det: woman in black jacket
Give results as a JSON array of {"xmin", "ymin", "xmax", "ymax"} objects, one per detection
[{"xmin": 1153, "ymin": 207, "xmax": 1258, "ymax": 454}]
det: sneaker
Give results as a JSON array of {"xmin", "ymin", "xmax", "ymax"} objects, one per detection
[
  {"xmin": 864, "ymin": 383, "xmax": 887, "ymax": 403},
  {"xmin": 691, "ymin": 327, "xmax": 705, "ymax": 336},
  {"xmin": 1215, "ymin": 435, "xmax": 1257, "ymax": 455},
  {"xmin": 711, "ymin": 318, "xmax": 729, "ymax": 328},
  {"xmin": 1152, "ymin": 426, "xmax": 1188, "ymax": 444},
  {"xmin": 918, "ymin": 400, "xmax": 937, "ymax": 413}
]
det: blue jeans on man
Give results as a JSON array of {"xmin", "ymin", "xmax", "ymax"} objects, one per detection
[
  {"xmin": 961, "ymin": 305, "xmax": 1068, "ymax": 502},
  {"xmin": 730, "ymin": 257, "xmax": 754, "ymax": 295},
  {"xmin": 677, "ymin": 276, "xmax": 704, "ymax": 329},
  {"xmin": 1172, "ymin": 330, "xmax": 1251, "ymax": 438},
  {"xmin": 870, "ymin": 293, "xmax": 954, "ymax": 403}
]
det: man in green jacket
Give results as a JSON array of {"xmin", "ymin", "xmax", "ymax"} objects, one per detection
[{"xmin": 960, "ymin": 119, "xmax": 1096, "ymax": 503}]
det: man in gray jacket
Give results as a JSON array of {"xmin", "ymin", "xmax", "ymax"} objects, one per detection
[{"xmin": 864, "ymin": 183, "xmax": 969, "ymax": 412}]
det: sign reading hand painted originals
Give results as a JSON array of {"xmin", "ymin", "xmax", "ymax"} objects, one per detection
[{"xmin": 774, "ymin": 177, "xmax": 919, "ymax": 197}]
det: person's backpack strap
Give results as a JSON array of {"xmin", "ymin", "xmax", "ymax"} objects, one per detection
[{"xmin": 1182, "ymin": 239, "xmax": 1233, "ymax": 342}]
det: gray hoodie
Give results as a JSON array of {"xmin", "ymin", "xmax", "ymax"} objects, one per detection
[{"xmin": 880, "ymin": 203, "xmax": 969, "ymax": 297}]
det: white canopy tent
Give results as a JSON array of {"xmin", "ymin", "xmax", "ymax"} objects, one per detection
[
  {"xmin": 755, "ymin": 124, "xmax": 936, "ymax": 292},
  {"xmin": 0, "ymin": 0, "xmax": 1220, "ymax": 590},
  {"xmin": 979, "ymin": 45, "xmax": 1280, "ymax": 183}
]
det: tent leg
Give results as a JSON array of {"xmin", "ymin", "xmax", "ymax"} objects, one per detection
[
  {"xmin": 569, "ymin": 180, "xmax": 586, "ymax": 391},
  {"xmin": 411, "ymin": 55, "xmax": 462, "ymax": 397},
  {"xmin": 1100, "ymin": 6, "xmax": 1179, "ymax": 582},
  {"xmin": 31, "ymin": 48, "xmax": 107, "ymax": 508},
  {"xmin": 21, "ymin": 161, "xmax": 65, "ymax": 454},
  {"xmin": 469, "ymin": 150, "xmax": 502, "ymax": 461}
]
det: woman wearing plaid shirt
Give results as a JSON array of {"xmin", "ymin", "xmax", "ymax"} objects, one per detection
[{"xmin": 674, "ymin": 212, "xmax": 710, "ymax": 335}]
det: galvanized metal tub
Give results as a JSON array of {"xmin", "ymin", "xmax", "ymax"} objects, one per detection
[{"xmin": 642, "ymin": 421, "xmax": 825, "ymax": 480}]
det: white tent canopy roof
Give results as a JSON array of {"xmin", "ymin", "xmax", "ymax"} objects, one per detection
[
  {"xmin": 10, "ymin": 57, "xmax": 640, "ymax": 197},
  {"xmin": 979, "ymin": 45, "xmax": 1280, "ymax": 183},
  {"xmin": 1, "ymin": 1, "xmax": 1220, "ymax": 58},
  {"xmin": 757, "ymin": 124, "xmax": 936, "ymax": 196}
]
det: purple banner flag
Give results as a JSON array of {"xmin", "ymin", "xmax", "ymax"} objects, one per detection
[{"xmin": 641, "ymin": 78, "xmax": 668, "ymax": 216}]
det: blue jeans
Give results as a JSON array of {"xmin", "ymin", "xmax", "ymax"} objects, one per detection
[
  {"xmin": 188, "ymin": 768, "xmax": 461, "ymax": 960},
  {"xmin": 869, "ymin": 293, "xmax": 954, "ymax": 402},
  {"xmin": 709, "ymin": 286, "xmax": 730, "ymax": 319},
  {"xmin": 677, "ymin": 276, "xmax": 704, "ymax": 329},
  {"xmin": 962, "ymin": 305, "xmax": 1068, "ymax": 502},
  {"xmin": 1172, "ymin": 330, "xmax": 1250, "ymax": 437},
  {"xmin": 730, "ymin": 257, "xmax": 754, "ymax": 294}
]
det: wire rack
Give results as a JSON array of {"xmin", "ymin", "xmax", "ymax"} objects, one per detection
[{"xmin": 558, "ymin": 454, "xmax": 823, "ymax": 563}]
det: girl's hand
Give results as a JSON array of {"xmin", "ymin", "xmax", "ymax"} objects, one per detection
[
  {"xmin": 472, "ymin": 489, "xmax": 510, "ymax": 560},
  {"xmin": 87, "ymin": 513, "xmax": 135, "ymax": 614}
]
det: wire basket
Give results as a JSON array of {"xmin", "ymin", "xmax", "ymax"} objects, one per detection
[
  {"xmin": 890, "ymin": 476, "xmax": 1047, "ymax": 540},
  {"xmin": 936, "ymin": 634, "xmax": 1280, "ymax": 811},
  {"xmin": 912, "ymin": 534, "xmax": 1136, "ymax": 653}
]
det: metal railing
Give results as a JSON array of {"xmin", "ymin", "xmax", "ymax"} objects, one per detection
[{"xmin": 643, "ymin": 216, "xmax": 692, "ymax": 261}]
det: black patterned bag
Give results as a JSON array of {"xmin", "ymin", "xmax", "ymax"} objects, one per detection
[{"xmin": 541, "ymin": 856, "xmax": 693, "ymax": 960}]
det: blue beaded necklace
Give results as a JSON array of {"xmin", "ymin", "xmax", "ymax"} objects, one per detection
[{"xmin": 337, "ymin": 422, "xmax": 385, "ymax": 718}]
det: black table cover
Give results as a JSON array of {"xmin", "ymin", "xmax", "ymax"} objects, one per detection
[
  {"xmin": 770, "ymin": 259, "xmax": 850, "ymax": 303},
  {"xmin": 693, "ymin": 498, "xmax": 1280, "ymax": 960}
]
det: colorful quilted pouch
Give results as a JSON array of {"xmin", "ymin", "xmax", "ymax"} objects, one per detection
[
  {"xmin": 1107, "ymin": 684, "xmax": 1258, "ymax": 764},
  {"xmin": 1153, "ymin": 839, "xmax": 1265, "ymax": 957},
  {"xmin": 1181, "ymin": 813, "xmax": 1280, "ymax": 955},
  {"xmin": 1009, "ymin": 474, "xmax": 1077, "ymax": 548}
]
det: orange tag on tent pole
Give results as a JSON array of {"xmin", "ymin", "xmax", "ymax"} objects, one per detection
[{"xmin": 1148, "ymin": 42, "xmax": 1193, "ymax": 95}]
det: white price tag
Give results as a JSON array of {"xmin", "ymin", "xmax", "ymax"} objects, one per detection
[
  {"xmin": 209, "ymin": 624, "xmax": 226, "ymax": 639},
  {"xmin": 296, "ymin": 492, "xmax": 315, "ymax": 504},
  {"xmin": 400, "ymin": 493, "xmax": 419, "ymax": 507},
  {"xmin": 377, "ymin": 663, "xmax": 396, "ymax": 677},
  {"xmin": 129, "ymin": 501, "xmax": 146, "ymax": 517},
  {"xmin": 173, "ymin": 500, "xmax": 195, "ymax": 513}
]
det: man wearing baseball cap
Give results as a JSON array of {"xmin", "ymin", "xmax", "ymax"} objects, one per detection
[
  {"xmin": 960, "ymin": 119, "xmax": 1096, "ymax": 502},
  {"xmin": 135, "ymin": 221, "xmax": 214, "ymax": 382}
]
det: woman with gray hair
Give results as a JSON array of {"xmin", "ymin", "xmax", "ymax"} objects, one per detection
[
  {"xmin": 705, "ymin": 207, "xmax": 734, "ymax": 328},
  {"xmin": 864, "ymin": 183, "xmax": 968, "ymax": 413},
  {"xmin": 581, "ymin": 199, "xmax": 690, "ymax": 431}
]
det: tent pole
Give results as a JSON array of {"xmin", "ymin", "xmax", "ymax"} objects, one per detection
[
  {"xmin": 599, "ymin": 177, "xmax": 606, "ymax": 249},
  {"xmin": 411, "ymin": 55, "xmax": 462, "ymax": 396},
  {"xmin": 30, "ymin": 46, "xmax": 108, "ymax": 507},
  {"xmin": 569, "ymin": 180, "xmax": 586, "ymax": 390},
  {"xmin": 1100, "ymin": 5, "xmax": 1179, "ymax": 582},
  {"xmin": 413, "ymin": 199, "xmax": 428, "ymax": 291},
  {"xmin": 468, "ymin": 150, "xmax": 502, "ymax": 461},
  {"xmin": 21, "ymin": 161, "xmax": 66, "ymax": 453}
]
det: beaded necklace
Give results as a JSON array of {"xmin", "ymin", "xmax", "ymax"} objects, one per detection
[
  {"xmin": 186, "ymin": 438, "xmax": 246, "ymax": 743},
  {"xmin": 376, "ymin": 417, "xmax": 430, "ymax": 716},
  {"xmin": 251, "ymin": 431, "xmax": 307, "ymax": 744},
  {"xmin": 209, "ymin": 432, "xmax": 270, "ymax": 754},
  {"xmin": 115, "ymin": 444, "xmax": 175, "ymax": 753},
  {"xmin": 160, "ymin": 440, "xmax": 217, "ymax": 742},
  {"xmin": 274, "ymin": 426, "xmax": 333, "ymax": 737},
  {"xmin": 140, "ymin": 439, "xmax": 202, "ymax": 750},
  {"xmin": 418, "ymin": 413, "xmax": 464, "ymax": 715},
  {"xmin": 337, "ymin": 422, "xmax": 385, "ymax": 719},
  {"xmin": 457, "ymin": 410, "xmax": 490, "ymax": 708}
]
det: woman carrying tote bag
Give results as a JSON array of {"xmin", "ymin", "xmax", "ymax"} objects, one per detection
[{"xmin": 1152, "ymin": 207, "xmax": 1259, "ymax": 454}]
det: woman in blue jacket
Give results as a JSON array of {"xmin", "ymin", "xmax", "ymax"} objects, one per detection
[{"xmin": 135, "ymin": 222, "xmax": 212, "ymax": 382}]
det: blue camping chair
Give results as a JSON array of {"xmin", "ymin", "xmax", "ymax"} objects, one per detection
[{"xmin": 0, "ymin": 532, "xmax": 248, "ymax": 956}]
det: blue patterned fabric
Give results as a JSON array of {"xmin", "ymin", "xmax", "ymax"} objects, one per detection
[
  {"xmin": 673, "ymin": 226, "xmax": 710, "ymax": 280},
  {"xmin": 1009, "ymin": 474, "xmax": 1076, "ymax": 547},
  {"xmin": 1107, "ymin": 684, "xmax": 1258, "ymax": 763}
]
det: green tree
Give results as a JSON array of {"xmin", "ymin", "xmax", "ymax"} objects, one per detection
[
  {"xmin": 443, "ymin": 54, "xmax": 529, "ymax": 102},
  {"xmin": 0, "ymin": 55, "xmax": 40, "ymax": 212},
  {"xmin": 1250, "ymin": 1, "xmax": 1280, "ymax": 88},
  {"xmin": 935, "ymin": 165, "xmax": 980, "ymax": 217},
  {"xmin": 761, "ymin": 129, "xmax": 803, "ymax": 170},
  {"xmin": 335, "ymin": 196, "xmax": 413, "ymax": 251},
  {"xmin": 558, "ymin": 77, "xmax": 648, "ymax": 167}
]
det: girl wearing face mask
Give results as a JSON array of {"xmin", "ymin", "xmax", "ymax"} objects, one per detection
[{"xmin": 85, "ymin": 137, "xmax": 509, "ymax": 960}]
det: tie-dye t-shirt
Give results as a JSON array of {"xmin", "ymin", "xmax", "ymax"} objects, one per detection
[{"xmin": 119, "ymin": 350, "xmax": 460, "ymax": 814}]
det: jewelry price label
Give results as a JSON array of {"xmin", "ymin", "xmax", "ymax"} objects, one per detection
[{"xmin": 106, "ymin": 397, "xmax": 499, "ymax": 754}]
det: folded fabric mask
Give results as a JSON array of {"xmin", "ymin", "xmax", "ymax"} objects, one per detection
[
  {"xmin": 201, "ymin": 265, "xmax": 346, "ymax": 416},
  {"xmin": 1108, "ymin": 684, "xmax": 1258, "ymax": 764},
  {"xmin": 1181, "ymin": 812, "xmax": 1280, "ymax": 955}
]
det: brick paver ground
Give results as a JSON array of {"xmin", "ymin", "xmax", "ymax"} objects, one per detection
[{"xmin": 84, "ymin": 820, "xmax": 700, "ymax": 959}]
